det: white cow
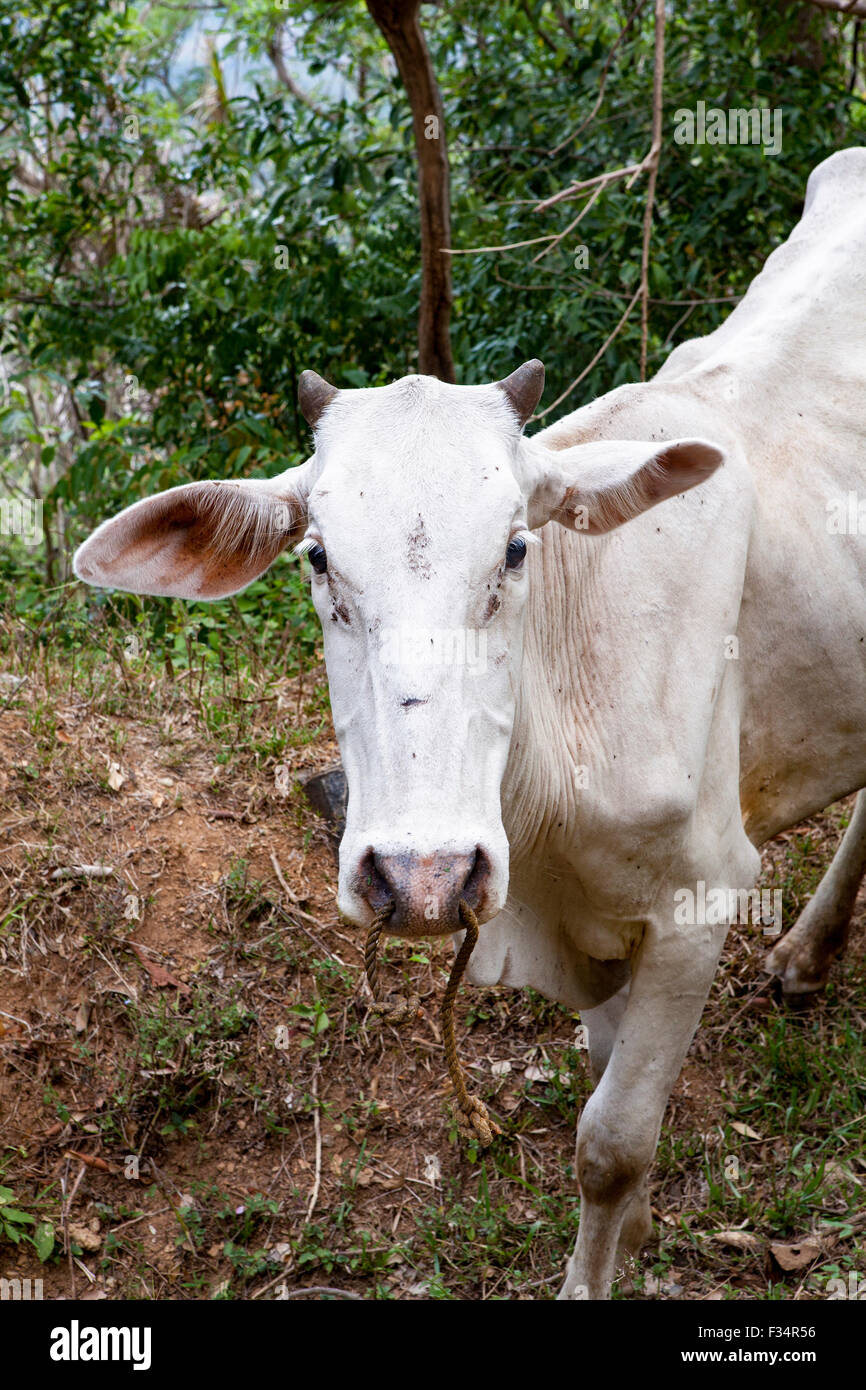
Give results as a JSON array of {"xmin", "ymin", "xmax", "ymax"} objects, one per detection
[{"xmin": 74, "ymin": 148, "xmax": 866, "ymax": 1299}]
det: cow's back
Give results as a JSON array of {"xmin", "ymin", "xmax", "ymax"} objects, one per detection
[
  {"xmin": 658, "ymin": 147, "xmax": 866, "ymax": 392},
  {"xmin": 700, "ymin": 149, "xmax": 866, "ymax": 840},
  {"xmin": 631, "ymin": 150, "xmax": 866, "ymax": 842}
]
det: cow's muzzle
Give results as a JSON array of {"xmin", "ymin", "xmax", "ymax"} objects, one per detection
[{"xmin": 356, "ymin": 847, "xmax": 491, "ymax": 936}]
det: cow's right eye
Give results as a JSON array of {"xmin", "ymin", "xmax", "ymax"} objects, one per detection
[
  {"xmin": 505, "ymin": 535, "xmax": 526, "ymax": 570},
  {"xmin": 308, "ymin": 543, "xmax": 328, "ymax": 575}
]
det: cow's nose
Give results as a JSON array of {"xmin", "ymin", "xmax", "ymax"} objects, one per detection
[{"xmin": 358, "ymin": 847, "xmax": 491, "ymax": 936}]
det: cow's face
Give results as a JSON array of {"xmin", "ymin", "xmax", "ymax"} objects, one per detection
[
  {"xmin": 298, "ymin": 369, "xmax": 536, "ymax": 938},
  {"xmin": 73, "ymin": 362, "xmax": 724, "ymax": 938}
]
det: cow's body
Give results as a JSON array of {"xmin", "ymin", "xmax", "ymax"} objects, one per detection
[
  {"xmin": 73, "ymin": 148, "xmax": 866, "ymax": 1299},
  {"xmin": 472, "ymin": 146, "xmax": 866, "ymax": 1006},
  {"xmin": 467, "ymin": 147, "xmax": 866, "ymax": 1296}
]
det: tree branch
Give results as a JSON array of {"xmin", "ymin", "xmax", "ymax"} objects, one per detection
[
  {"xmin": 548, "ymin": 0, "xmax": 648, "ymax": 157},
  {"xmin": 802, "ymin": 0, "xmax": 866, "ymax": 17},
  {"xmin": 266, "ymin": 25, "xmax": 331, "ymax": 119},
  {"xmin": 366, "ymin": 0, "xmax": 455, "ymax": 380},
  {"xmin": 533, "ymin": 160, "xmax": 646, "ymax": 214},
  {"xmin": 531, "ymin": 0, "xmax": 667, "ymax": 415},
  {"xmin": 519, "ymin": 0, "xmax": 559, "ymax": 55},
  {"xmin": 533, "ymin": 287, "xmax": 642, "ymax": 422},
  {"xmin": 639, "ymin": 0, "xmax": 666, "ymax": 380}
]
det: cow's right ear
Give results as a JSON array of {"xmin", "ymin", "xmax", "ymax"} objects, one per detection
[
  {"xmin": 521, "ymin": 436, "xmax": 725, "ymax": 534},
  {"xmin": 73, "ymin": 461, "xmax": 315, "ymax": 601}
]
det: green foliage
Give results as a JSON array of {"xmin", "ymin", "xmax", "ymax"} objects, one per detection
[
  {"xmin": 0, "ymin": 1181, "xmax": 54, "ymax": 1259},
  {"xmin": 1, "ymin": 0, "xmax": 863, "ymax": 659},
  {"xmin": 0, "ymin": 1183, "xmax": 37, "ymax": 1244}
]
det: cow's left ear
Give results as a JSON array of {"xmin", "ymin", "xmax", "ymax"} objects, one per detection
[
  {"xmin": 73, "ymin": 461, "xmax": 315, "ymax": 600},
  {"xmin": 523, "ymin": 437, "xmax": 725, "ymax": 534}
]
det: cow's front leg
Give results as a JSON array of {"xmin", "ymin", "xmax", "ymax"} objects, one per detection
[{"xmin": 559, "ymin": 919, "xmax": 728, "ymax": 1300}]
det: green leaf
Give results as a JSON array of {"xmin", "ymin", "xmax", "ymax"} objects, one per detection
[
  {"xmin": 34, "ymin": 1220, "xmax": 55, "ymax": 1262},
  {"xmin": 2, "ymin": 1207, "xmax": 35, "ymax": 1224}
]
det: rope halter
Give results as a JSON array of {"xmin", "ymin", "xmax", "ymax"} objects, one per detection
[{"xmin": 364, "ymin": 898, "xmax": 501, "ymax": 1149}]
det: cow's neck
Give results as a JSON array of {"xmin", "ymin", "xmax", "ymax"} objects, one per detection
[{"xmin": 501, "ymin": 376, "xmax": 745, "ymax": 867}]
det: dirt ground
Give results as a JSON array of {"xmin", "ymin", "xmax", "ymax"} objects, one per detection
[{"xmin": 1, "ymin": 662, "xmax": 864, "ymax": 1301}]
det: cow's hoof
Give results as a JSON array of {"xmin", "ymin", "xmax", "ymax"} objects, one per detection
[{"xmin": 764, "ymin": 935, "xmax": 830, "ymax": 996}]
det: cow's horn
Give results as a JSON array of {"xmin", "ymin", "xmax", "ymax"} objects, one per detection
[
  {"xmin": 298, "ymin": 370, "xmax": 339, "ymax": 427},
  {"xmin": 497, "ymin": 359, "xmax": 545, "ymax": 429}
]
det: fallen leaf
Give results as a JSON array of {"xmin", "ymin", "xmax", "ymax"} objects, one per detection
[
  {"xmin": 731, "ymin": 1121, "xmax": 763, "ymax": 1141},
  {"xmin": 267, "ymin": 1242, "xmax": 292, "ymax": 1265},
  {"xmin": 824, "ymin": 1160, "xmax": 861, "ymax": 1186},
  {"xmin": 652, "ymin": 1208, "xmax": 679, "ymax": 1227},
  {"xmin": 63, "ymin": 1151, "xmax": 121, "ymax": 1177},
  {"xmin": 524, "ymin": 1064, "xmax": 556, "ymax": 1083},
  {"xmin": 712, "ymin": 1229, "xmax": 761, "ymax": 1251},
  {"xmin": 770, "ymin": 1238, "xmax": 822, "ymax": 1271},
  {"xmin": 128, "ymin": 943, "xmax": 190, "ymax": 995},
  {"xmin": 106, "ymin": 760, "xmax": 125, "ymax": 792}
]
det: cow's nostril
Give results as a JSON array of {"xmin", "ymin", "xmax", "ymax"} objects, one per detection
[
  {"xmin": 461, "ymin": 846, "xmax": 491, "ymax": 909},
  {"xmin": 360, "ymin": 848, "xmax": 395, "ymax": 910}
]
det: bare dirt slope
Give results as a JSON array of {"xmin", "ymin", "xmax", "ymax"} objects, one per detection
[{"xmin": 1, "ymin": 669, "xmax": 864, "ymax": 1301}]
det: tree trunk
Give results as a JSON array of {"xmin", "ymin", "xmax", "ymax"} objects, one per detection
[{"xmin": 366, "ymin": 0, "xmax": 455, "ymax": 381}]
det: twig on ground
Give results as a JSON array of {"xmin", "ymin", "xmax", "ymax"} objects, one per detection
[{"xmin": 305, "ymin": 1070, "xmax": 322, "ymax": 1223}]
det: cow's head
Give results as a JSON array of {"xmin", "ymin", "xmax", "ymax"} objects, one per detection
[{"xmin": 74, "ymin": 363, "xmax": 723, "ymax": 937}]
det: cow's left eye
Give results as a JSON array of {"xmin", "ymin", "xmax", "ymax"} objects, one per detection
[
  {"xmin": 308, "ymin": 543, "xmax": 328, "ymax": 575},
  {"xmin": 505, "ymin": 536, "xmax": 526, "ymax": 570}
]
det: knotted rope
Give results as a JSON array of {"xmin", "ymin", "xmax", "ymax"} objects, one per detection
[
  {"xmin": 363, "ymin": 901, "xmax": 421, "ymax": 1025},
  {"xmin": 364, "ymin": 898, "xmax": 501, "ymax": 1148}
]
